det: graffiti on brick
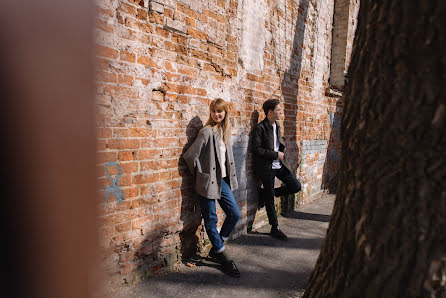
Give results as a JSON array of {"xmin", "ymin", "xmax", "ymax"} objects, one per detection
[{"xmin": 104, "ymin": 162, "xmax": 124, "ymax": 203}]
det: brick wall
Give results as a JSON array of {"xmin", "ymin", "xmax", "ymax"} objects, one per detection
[
  {"xmin": 95, "ymin": 0, "xmax": 358, "ymax": 287},
  {"xmin": 328, "ymin": 0, "xmax": 359, "ymax": 90},
  {"xmin": 345, "ymin": 0, "xmax": 360, "ymax": 73}
]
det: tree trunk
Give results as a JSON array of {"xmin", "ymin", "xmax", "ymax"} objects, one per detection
[{"xmin": 304, "ymin": 1, "xmax": 446, "ymax": 297}]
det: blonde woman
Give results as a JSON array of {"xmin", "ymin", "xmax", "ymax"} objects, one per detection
[{"xmin": 183, "ymin": 98, "xmax": 241, "ymax": 278}]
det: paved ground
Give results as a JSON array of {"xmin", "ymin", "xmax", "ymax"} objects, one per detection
[{"xmin": 107, "ymin": 194, "xmax": 335, "ymax": 298}]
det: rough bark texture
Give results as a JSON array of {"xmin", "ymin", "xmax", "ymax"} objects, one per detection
[{"xmin": 304, "ymin": 1, "xmax": 446, "ymax": 297}]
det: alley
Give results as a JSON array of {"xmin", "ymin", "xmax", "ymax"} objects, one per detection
[{"xmin": 108, "ymin": 195, "xmax": 335, "ymax": 298}]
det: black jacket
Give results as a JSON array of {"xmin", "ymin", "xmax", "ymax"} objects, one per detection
[{"xmin": 251, "ymin": 118, "xmax": 292, "ymax": 177}]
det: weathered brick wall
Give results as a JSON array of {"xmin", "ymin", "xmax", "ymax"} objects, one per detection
[
  {"xmin": 329, "ymin": 0, "xmax": 349, "ymax": 89},
  {"xmin": 328, "ymin": 0, "xmax": 359, "ymax": 90},
  {"xmin": 95, "ymin": 0, "xmax": 358, "ymax": 287}
]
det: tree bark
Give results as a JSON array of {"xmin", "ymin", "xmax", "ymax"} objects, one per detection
[{"xmin": 304, "ymin": 1, "xmax": 446, "ymax": 297}]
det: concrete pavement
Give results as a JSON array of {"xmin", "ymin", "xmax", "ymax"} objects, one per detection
[{"xmin": 107, "ymin": 194, "xmax": 335, "ymax": 298}]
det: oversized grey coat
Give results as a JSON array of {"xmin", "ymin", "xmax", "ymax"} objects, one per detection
[{"xmin": 183, "ymin": 125, "xmax": 238, "ymax": 200}]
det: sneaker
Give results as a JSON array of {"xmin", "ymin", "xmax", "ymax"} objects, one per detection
[
  {"xmin": 257, "ymin": 187, "xmax": 265, "ymax": 208},
  {"xmin": 222, "ymin": 260, "xmax": 240, "ymax": 278},
  {"xmin": 270, "ymin": 227, "xmax": 288, "ymax": 240}
]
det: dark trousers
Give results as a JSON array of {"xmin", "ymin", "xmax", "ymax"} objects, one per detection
[{"xmin": 259, "ymin": 165, "xmax": 301, "ymax": 228}]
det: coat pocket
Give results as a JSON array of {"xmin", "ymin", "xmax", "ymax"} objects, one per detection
[{"xmin": 196, "ymin": 172, "xmax": 210, "ymax": 189}]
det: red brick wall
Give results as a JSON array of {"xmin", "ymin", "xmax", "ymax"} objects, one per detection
[{"xmin": 95, "ymin": 0, "xmax": 358, "ymax": 286}]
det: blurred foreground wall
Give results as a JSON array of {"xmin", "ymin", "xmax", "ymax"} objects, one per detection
[{"xmin": 0, "ymin": 1, "xmax": 99, "ymax": 298}]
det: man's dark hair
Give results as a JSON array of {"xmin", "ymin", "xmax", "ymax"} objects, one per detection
[{"xmin": 262, "ymin": 99, "xmax": 280, "ymax": 115}]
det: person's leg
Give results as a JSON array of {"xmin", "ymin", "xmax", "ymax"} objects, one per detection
[
  {"xmin": 218, "ymin": 178, "xmax": 241, "ymax": 241},
  {"xmin": 260, "ymin": 171, "xmax": 279, "ymax": 229},
  {"xmin": 206, "ymin": 179, "xmax": 240, "ymax": 278},
  {"xmin": 274, "ymin": 166, "xmax": 301, "ymax": 197},
  {"xmin": 266, "ymin": 166, "xmax": 298, "ymax": 240},
  {"xmin": 199, "ymin": 196, "xmax": 225, "ymax": 252}
]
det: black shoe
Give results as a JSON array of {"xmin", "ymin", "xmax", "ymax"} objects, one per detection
[
  {"xmin": 208, "ymin": 248, "xmax": 229, "ymax": 264},
  {"xmin": 222, "ymin": 260, "xmax": 240, "ymax": 278},
  {"xmin": 257, "ymin": 187, "xmax": 265, "ymax": 208},
  {"xmin": 270, "ymin": 227, "xmax": 288, "ymax": 240}
]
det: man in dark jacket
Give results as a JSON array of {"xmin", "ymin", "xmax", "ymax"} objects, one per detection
[{"xmin": 251, "ymin": 99, "xmax": 301, "ymax": 240}]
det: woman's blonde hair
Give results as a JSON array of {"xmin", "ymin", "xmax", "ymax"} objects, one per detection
[{"xmin": 205, "ymin": 98, "xmax": 231, "ymax": 143}]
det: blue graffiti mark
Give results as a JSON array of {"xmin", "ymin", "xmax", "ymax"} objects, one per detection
[{"xmin": 104, "ymin": 162, "xmax": 124, "ymax": 203}]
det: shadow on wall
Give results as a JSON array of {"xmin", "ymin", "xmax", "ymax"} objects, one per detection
[
  {"xmin": 322, "ymin": 98, "xmax": 343, "ymax": 193},
  {"xmin": 241, "ymin": 110, "xmax": 259, "ymax": 233},
  {"xmin": 129, "ymin": 117, "xmax": 205, "ymax": 281},
  {"xmin": 178, "ymin": 116, "xmax": 204, "ymax": 260},
  {"xmin": 280, "ymin": 0, "xmax": 310, "ymax": 174},
  {"xmin": 242, "ymin": 0, "xmax": 311, "ymax": 230},
  {"xmin": 278, "ymin": 0, "xmax": 310, "ymax": 209}
]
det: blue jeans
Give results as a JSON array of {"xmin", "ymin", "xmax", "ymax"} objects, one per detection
[{"xmin": 200, "ymin": 177, "xmax": 241, "ymax": 252}]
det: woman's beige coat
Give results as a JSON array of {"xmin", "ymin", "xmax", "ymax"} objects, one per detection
[{"xmin": 183, "ymin": 126, "xmax": 238, "ymax": 200}]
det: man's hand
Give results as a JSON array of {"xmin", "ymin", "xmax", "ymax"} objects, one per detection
[{"xmin": 278, "ymin": 152, "xmax": 284, "ymax": 160}]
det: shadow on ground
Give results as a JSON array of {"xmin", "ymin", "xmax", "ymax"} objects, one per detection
[
  {"xmin": 285, "ymin": 211, "xmax": 331, "ymax": 222},
  {"xmin": 229, "ymin": 233, "xmax": 326, "ymax": 250},
  {"xmin": 107, "ymin": 195, "xmax": 335, "ymax": 298}
]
